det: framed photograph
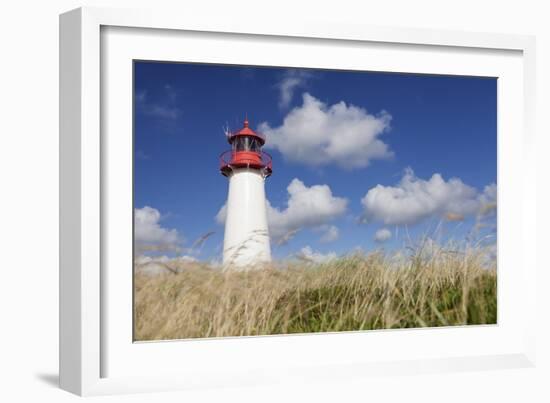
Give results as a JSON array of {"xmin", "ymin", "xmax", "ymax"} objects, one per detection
[{"xmin": 60, "ymin": 7, "xmax": 537, "ymax": 396}]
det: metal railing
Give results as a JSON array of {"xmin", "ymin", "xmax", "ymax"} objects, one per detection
[
  {"xmin": 219, "ymin": 150, "xmax": 273, "ymax": 175},
  {"xmin": 226, "ymin": 130, "xmax": 266, "ymax": 142}
]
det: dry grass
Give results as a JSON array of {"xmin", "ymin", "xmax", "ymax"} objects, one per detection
[{"xmin": 134, "ymin": 243, "xmax": 496, "ymax": 341}]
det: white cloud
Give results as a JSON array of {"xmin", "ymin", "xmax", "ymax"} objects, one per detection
[
  {"xmin": 134, "ymin": 206, "xmax": 182, "ymax": 253},
  {"xmin": 276, "ymin": 69, "xmax": 312, "ymax": 109},
  {"xmin": 135, "ymin": 87, "xmax": 181, "ymax": 120},
  {"xmin": 478, "ymin": 183, "xmax": 497, "ymax": 216},
  {"xmin": 296, "ymin": 246, "xmax": 337, "ymax": 263},
  {"xmin": 319, "ymin": 225, "xmax": 339, "ymax": 243},
  {"xmin": 361, "ymin": 168, "xmax": 496, "ymax": 225},
  {"xmin": 268, "ymin": 179, "xmax": 347, "ymax": 243},
  {"xmin": 274, "ymin": 229, "xmax": 301, "ymax": 246},
  {"xmin": 216, "ymin": 178, "xmax": 347, "ymax": 244},
  {"xmin": 259, "ymin": 93, "xmax": 393, "ymax": 169},
  {"xmin": 144, "ymin": 105, "xmax": 181, "ymax": 119},
  {"xmin": 135, "ymin": 255, "xmax": 197, "ymax": 265},
  {"xmin": 474, "ymin": 183, "xmax": 497, "ymax": 234},
  {"xmin": 374, "ymin": 228, "xmax": 392, "ymax": 242}
]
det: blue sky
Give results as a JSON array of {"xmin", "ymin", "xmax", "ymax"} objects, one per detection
[{"xmin": 134, "ymin": 61, "xmax": 496, "ymax": 262}]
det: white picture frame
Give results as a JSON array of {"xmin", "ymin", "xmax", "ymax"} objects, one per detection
[{"xmin": 59, "ymin": 6, "xmax": 537, "ymax": 396}]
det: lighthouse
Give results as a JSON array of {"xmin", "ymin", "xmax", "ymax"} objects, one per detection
[{"xmin": 220, "ymin": 118, "xmax": 273, "ymax": 269}]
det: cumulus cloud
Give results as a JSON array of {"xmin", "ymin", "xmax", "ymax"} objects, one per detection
[
  {"xmin": 478, "ymin": 183, "xmax": 497, "ymax": 216},
  {"xmin": 274, "ymin": 229, "xmax": 301, "ymax": 246},
  {"xmin": 374, "ymin": 228, "xmax": 392, "ymax": 243},
  {"xmin": 474, "ymin": 183, "xmax": 497, "ymax": 233},
  {"xmin": 361, "ymin": 168, "xmax": 496, "ymax": 226},
  {"xmin": 134, "ymin": 206, "xmax": 182, "ymax": 253},
  {"xmin": 216, "ymin": 178, "xmax": 347, "ymax": 244},
  {"xmin": 259, "ymin": 93, "xmax": 393, "ymax": 169},
  {"xmin": 276, "ymin": 69, "xmax": 313, "ymax": 109},
  {"xmin": 296, "ymin": 246, "xmax": 337, "ymax": 263},
  {"xmin": 319, "ymin": 225, "xmax": 339, "ymax": 243},
  {"xmin": 267, "ymin": 179, "xmax": 347, "ymax": 243},
  {"xmin": 444, "ymin": 212, "xmax": 465, "ymax": 222}
]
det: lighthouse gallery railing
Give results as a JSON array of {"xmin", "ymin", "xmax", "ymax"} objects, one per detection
[{"xmin": 219, "ymin": 150, "xmax": 273, "ymax": 177}]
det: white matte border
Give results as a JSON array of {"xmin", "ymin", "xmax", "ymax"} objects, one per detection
[
  {"xmin": 103, "ymin": 26, "xmax": 524, "ymax": 376},
  {"xmin": 60, "ymin": 7, "xmax": 537, "ymax": 396}
]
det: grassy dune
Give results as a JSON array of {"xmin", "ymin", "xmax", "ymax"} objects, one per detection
[{"xmin": 134, "ymin": 244, "xmax": 496, "ymax": 341}]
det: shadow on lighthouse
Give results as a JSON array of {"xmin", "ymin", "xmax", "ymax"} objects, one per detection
[{"xmin": 219, "ymin": 118, "xmax": 273, "ymax": 271}]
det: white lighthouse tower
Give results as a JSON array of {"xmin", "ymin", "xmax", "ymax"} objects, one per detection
[{"xmin": 220, "ymin": 118, "xmax": 273, "ymax": 269}]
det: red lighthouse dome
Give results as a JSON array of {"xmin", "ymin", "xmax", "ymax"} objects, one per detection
[{"xmin": 220, "ymin": 118, "xmax": 272, "ymax": 178}]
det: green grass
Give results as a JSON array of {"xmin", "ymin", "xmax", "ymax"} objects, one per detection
[{"xmin": 134, "ymin": 243, "xmax": 496, "ymax": 341}]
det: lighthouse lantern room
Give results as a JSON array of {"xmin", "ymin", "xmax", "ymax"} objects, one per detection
[{"xmin": 219, "ymin": 118, "xmax": 272, "ymax": 269}]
